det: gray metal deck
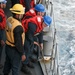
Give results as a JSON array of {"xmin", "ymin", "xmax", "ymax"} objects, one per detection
[{"xmin": 0, "ymin": 47, "xmax": 43, "ymax": 75}]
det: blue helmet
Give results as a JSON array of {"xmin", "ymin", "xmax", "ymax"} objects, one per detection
[
  {"xmin": 43, "ymin": 16, "xmax": 52, "ymax": 26},
  {"xmin": 0, "ymin": 0, "xmax": 7, "ymax": 3},
  {"xmin": 34, "ymin": 4, "xmax": 45, "ymax": 12}
]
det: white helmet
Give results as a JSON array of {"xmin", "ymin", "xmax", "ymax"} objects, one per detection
[{"xmin": 0, "ymin": 0, "xmax": 7, "ymax": 3}]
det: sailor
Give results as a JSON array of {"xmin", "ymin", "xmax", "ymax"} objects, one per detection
[
  {"xmin": 21, "ymin": 3, "xmax": 46, "ymax": 62},
  {"xmin": 30, "ymin": 0, "xmax": 35, "ymax": 8},
  {"xmin": 0, "ymin": 0, "xmax": 7, "ymax": 69},
  {"xmin": 21, "ymin": 15, "xmax": 52, "ymax": 74},
  {"xmin": 20, "ymin": 0, "xmax": 35, "ymax": 12},
  {"xmin": 11, "ymin": 0, "xmax": 20, "ymax": 7},
  {"xmin": 3, "ymin": 4, "xmax": 26, "ymax": 75},
  {"xmin": 22, "ymin": 4, "xmax": 45, "ymax": 20}
]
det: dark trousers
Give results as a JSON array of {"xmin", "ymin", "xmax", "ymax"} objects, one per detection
[
  {"xmin": 23, "ymin": 39, "xmax": 33, "ymax": 64},
  {"xmin": 0, "ymin": 45, "xmax": 3, "ymax": 63},
  {"xmin": 3, "ymin": 45, "xmax": 21, "ymax": 75},
  {"xmin": 0, "ymin": 30, "xmax": 5, "ymax": 63},
  {"xmin": 11, "ymin": 0, "xmax": 20, "ymax": 7},
  {"xmin": 23, "ymin": 37, "xmax": 38, "ymax": 65}
]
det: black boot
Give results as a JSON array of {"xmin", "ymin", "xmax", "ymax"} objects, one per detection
[
  {"xmin": 4, "ymin": 74, "xmax": 8, "ymax": 75},
  {"xmin": 27, "ymin": 62, "xmax": 34, "ymax": 68},
  {"xmin": 21, "ymin": 65, "xmax": 32, "ymax": 74},
  {"xmin": 30, "ymin": 55, "xmax": 37, "ymax": 63},
  {"xmin": 0, "ymin": 64, "xmax": 3, "ymax": 69}
]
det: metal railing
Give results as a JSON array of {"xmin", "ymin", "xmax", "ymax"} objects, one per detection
[{"xmin": 42, "ymin": 0, "xmax": 60, "ymax": 75}]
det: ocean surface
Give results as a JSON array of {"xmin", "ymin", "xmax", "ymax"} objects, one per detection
[{"xmin": 53, "ymin": 0, "xmax": 75, "ymax": 75}]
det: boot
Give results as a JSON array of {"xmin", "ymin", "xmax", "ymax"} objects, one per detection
[
  {"xmin": 27, "ymin": 62, "xmax": 34, "ymax": 68},
  {"xmin": 4, "ymin": 74, "xmax": 8, "ymax": 75},
  {"xmin": 0, "ymin": 64, "xmax": 3, "ymax": 69},
  {"xmin": 21, "ymin": 65, "xmax": 32, "ymax": 74},
  {"xmin": 30, "ymin": 55, "xmax": 37, "ymax": 63}
]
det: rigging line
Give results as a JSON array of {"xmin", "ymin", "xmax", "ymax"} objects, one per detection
[
  {"xmin": 49, "ymin": 2, "xmax": 59, "ymax": 75},
  {"xmin": 51, "ymin": 38, "xmax": 56, "ymax": 75},
  {"xmin": 49, "ymin": 1, "xmax": 53, "ymax": 30},
  {"xmin": 38, "ymin": 0, "xmax": 42, "ymax": 4},
  {"xmin": 38, "ymin": 46, "xmax": 49, "ymax": 75},
  {"xmin": 52, "ymin": 43, "xmax": 58, "ymax": 75},
  {"xmin": 51, "ymin": 1, "xmax": 60, "ymax": 75},
  {"xmin": 56, "ymin": 43, "xmax": 59, "ymax": 75},
  {"xmin": 50, "ymin": 28, "xmax": 56, "ymax": 71},
  {"xmin": 49, "ymin": 1, "xmax": 56, "ymax": 71},
  {"xmin": 50, "ymin": 1, "xmax": 53, "ymax": 17},
  {"xmin": 34, "ymin": 0, "xmax": 42, "ymax": 4},
  {"xmin": 41, "ymin": 50, "xmax": 49, "ymax": 75}
]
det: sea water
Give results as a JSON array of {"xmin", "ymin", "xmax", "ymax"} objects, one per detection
[{"xmin": 53, "ymin": 0, "xmax": 75, "ymax": 75}]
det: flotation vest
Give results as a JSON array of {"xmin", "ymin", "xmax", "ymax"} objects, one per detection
[
  {"xmin": 20, "ymin": 0, "xmax": 25, "ymax": 7},
  {"xmin": 6, "ymin": 17, "xmax": 25, "ymax": 47},
  {"xmin": 0, "ymin": 9, "xmax": 6, "ymax": 30},
  {"xmin": 30, "ymin": 0, "xmax": 35, "ymax": 7},
  {"xmin": 20, "ymin": 0, "xmax": 35, "ymax": 8},
  {"xmin": 22, "ymin": 16, "xmax": 43, "ymax": 34},
  {"xmin": 22, "ymin": 8, "xmax": 36, "ymax": 20}
]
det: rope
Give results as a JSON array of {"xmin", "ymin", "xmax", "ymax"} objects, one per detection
[
  {"xmin": 41, "ymin": 49, "xmax": 49, "ymax": 75},
  {"xmin": 50, "ymin": 1, "xmax": 59, "ymax": 75}
]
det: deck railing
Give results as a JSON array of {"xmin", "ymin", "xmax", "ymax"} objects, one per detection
[{"xmin": 42, "ymin": 0, "xmax": 60, "ymax": 75}]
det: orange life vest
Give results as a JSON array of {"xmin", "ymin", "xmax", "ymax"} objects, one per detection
[
  {"xmin": 22, "ymin": 16, "xmax": 43, "ymax": 34},
  {"xmin": 0, "ymin": 9, "xmax": 6, "ymax": 30},
  {"xmin": 20, "ymin": 0, "xmax": 25, "ymax": 7},
  {"xmin": 22, "ymin": 8, "xmax": 36, "ymax": 20},
  {"xmin": 20, "ymin": 0, "xmax": 35, "ymax": 8},
  {"xmin": 30, "ymin": 0, "xmax": 35, "ymax": 7}
]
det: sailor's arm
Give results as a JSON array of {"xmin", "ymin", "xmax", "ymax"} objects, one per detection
[
  {"xmin": 13, "ymin": 26, "xmax": 25, "ymax": 55},
  {"xmin": 37, "ymin": 31, "xmax": 43, "ymax": 50}
]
